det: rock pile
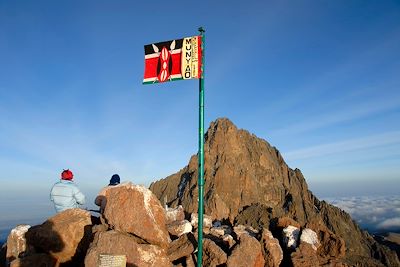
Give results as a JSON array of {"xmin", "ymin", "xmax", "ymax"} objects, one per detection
[
  {"xmin": 4, "ymin": 208, "xmax": 92, "ymax": 267},
  {"xmin": 123, "ymin": 200, "xmax": 347, "ymax": 266},
  {"xmin": 2, "ymin": 184, "xmax": 352, "ymax": 267},
  {"xmin": 3, "ymin": 183, "xmax": 173, "ymax": 267}
]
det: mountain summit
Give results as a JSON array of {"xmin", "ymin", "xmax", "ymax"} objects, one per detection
[
  {"xmin": 150, "ymin": 118, "xmax": 399, "ymax": 266},
  {"xmin": 2, "ymin": 118, "xmax": 398, "ymax": 266}
]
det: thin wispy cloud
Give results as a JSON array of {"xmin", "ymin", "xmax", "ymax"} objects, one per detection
[
  {"xmin": 378, "ymin": 218, "xmax": 400, "ymax": 230},
  {"xmin": 283, "ymin": 131, "xmax": 400, "ymax": 161},
  {"xmin": 270, "ymin": 93, "xmax": 400, "ymax": 136}
]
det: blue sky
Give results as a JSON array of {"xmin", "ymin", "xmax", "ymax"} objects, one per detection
[{"xmin": 0, "ymin": 1, "xmax": 399, "ymax": 222}]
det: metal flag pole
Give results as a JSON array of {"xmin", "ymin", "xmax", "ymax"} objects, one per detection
[{"xmin": 197, "ymin": 26, "xmax": 205, "ymax": 267}]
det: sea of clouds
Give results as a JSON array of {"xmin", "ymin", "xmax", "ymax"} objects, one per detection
[{"xmin": 324, "ymin": 195, "xmax": 400, "ymax": 233}]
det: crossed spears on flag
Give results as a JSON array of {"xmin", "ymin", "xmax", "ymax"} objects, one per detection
[
  {"xmin": 143, "ymin": 27, "xmax": 206, "ymax": 267},
  {"xmin": 143, "ymin": 32, "xmax": 203, "ymax": 84}
]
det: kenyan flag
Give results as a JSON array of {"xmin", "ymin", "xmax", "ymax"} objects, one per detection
[{"xmin": 143, "ymin": 36, "xmax": 202, "ymax": 84}]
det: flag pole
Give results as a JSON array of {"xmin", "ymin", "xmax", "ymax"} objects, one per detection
[{"xmin": 197, "ymin": 26, "xmax": 205, "ymax": 267}]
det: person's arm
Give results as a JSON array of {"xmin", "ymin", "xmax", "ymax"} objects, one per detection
[
  {"xmin": 94, "ymin": 187, "xmax": 107, "ymax": 206},
  {"xmin": 50, "ymin": 186, "xmax": 54, "ymax": 202},
  {"xmin": 73, "ymin": 186, "xmax": 86, "ymax": 205},
  {"xmin": 94, "ymin": 195, "xmax": 102, "ymax": 206}
]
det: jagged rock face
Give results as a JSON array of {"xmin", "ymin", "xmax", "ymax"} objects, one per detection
[
  {"xmin": 150, "ymin": 118, "xmax": 316, "ymax": 224},
  {"xmin": 310, "ymin": 203, "xmax": 400, "ymax": 266},
  {"xmin": 150, "ymin": 118, "xmax": 400, "ymax": 266},
  {"xmin": 305, "ymin": 218, "xmax": 346, "ymax": 261},
  {"xmin": 234, "ymin": 203, "xmax": 273, "ymax": 229}
]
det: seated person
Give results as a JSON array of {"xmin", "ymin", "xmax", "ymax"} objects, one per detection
[{"xmin": 95, "ymin": 174, "xmax": 120, "ymax": 213}]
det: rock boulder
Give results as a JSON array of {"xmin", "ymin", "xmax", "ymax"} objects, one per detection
[
  {"xmin": 167, "ymin": 233, "xmax": 195, "ymax": 262},
  {"xmin": 300, "ymin": 228, "xmax": 320, "ymax": 251},
  {"xmin": 9, "ymin": 253, "xmax": 56, "ymax": 267},
  {"xmin": 102, "ymin": 182, "xmax": 170, "ymax": 248},
  {"xmin": 282, "ymin": 225, "xmax": 300, "ymax": 249},
  {"xmin": 190, "ymin": 213, "xmax": 212, "ymax": 229},
  {"xmin": 6, "ymin": 225, "xmax": 32, "ymax": 263},
  {"xmin": 227, "ymin": 234, "xmax": 265, "ymax": 267},
  {"xmin": 166, "ymin": 205, "xmax": 185, "ymax": 224},
  {"xmin": 25, "ymin": 208, "xmax": 92, "ymax": 264},
  {"xmin": 202, "ymin": 238, "xmax": 227, "ymax": 267},
  {"xmin": 261, "ymin": 228, "xmax": 283, "ymax": 267},
  {"xmin": 291, "ymin": 243, "xmax": 320, "ymax": 267},
  {"xmin": 85, "ymin": 230, "xmax": 172, "ymax": 267},
  {"xmin": 167, "ymin": 220, "xmax": 192, "ymax": 237}
]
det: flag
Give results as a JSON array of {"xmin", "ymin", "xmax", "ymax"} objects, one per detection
[{"xmin": 143, "ymin": 36, "xmax": 202, "ymax": 84}]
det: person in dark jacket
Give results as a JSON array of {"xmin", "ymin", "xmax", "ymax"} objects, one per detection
[
  {"xmin": 108, "ymin": 174, "xmax": 121, "ymax": 186},
  {"xmin": 95, "ymin": 174, "xmax": 121, "ymax": 213},
  {"xmin": 50, "ymin": 169, "xmax": 85, "ymax": 213}
]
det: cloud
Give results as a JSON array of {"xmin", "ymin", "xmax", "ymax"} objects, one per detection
[
  {"xmin": 270, "ymin": 94, "xmax": 400, "ymax": 137},
  {"xmin": 325, "ymin": 195, "xmax": 400, "ymax": 232},
  {"xmin": 378, "ymin": 218, "xmax": 400, "ymax": 229},
  {"xmin": 283, "ymin": 131, "xmax": 400, "ymax": 161}
]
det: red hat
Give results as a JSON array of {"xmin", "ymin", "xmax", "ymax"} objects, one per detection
[{"xmin": 61, "ymin": 169, "xmax": 74, "ymax": 180}]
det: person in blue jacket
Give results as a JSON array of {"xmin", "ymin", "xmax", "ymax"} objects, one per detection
[{"xmin": 50, "ymin": 169, "xmax": 85, "ymax": 213}]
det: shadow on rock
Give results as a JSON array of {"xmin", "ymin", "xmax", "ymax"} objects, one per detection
[
  {"xmin": 0, "ymin": 243, "xmax": 6, "ymax": 267},
  {"xmin": 10, "ymin": 221, "xmax": 62, "ymax": 267},
  {"xmin": 26, "ymin": 221, "xmax": 64, "ymax": 255},
  {"xmin": 374, "ymin": 234, "xmax": 400, "ymax": 259},
  {"xmin": 12, "ymin": 209, "xmax": 95, "ymax": 267}
]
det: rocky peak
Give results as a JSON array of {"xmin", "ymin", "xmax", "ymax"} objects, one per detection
[
  {"xmin": 151, "ymin": 117, "xmax": 314, "ymax": 224},
  {"xmin": 150, "ymin": 117, "xmax": 399, "ymax": 266}
]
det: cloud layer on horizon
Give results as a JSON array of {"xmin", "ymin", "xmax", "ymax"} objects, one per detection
[{"xmin": 324, "ymin": 195, "xmax": 400, "ymax": 233}]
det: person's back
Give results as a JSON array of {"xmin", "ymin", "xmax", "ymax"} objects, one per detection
[{"xmin": 50, "ymin": 169, "xmax": 85, "ymax": 213}]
